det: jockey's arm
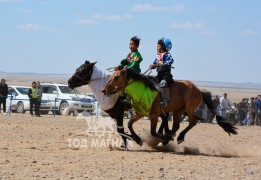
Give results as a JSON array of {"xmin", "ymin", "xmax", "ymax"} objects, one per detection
[
  {"xmin": 128, "ymin": 53, "xmax": 142, "ymax": 69},
  {"xmin": 162, "ymin": 53, "xmax": 174, "ymax": 67}
]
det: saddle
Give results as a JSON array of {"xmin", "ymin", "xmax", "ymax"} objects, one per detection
[{"xmin": 145, "ymin": 75, "xmax": 174, "ymax": 91}]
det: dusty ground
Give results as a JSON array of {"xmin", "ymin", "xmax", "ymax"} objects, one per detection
[{"xmin": 0, "ymin": 113, "xmax": 261, "ymax": 179}]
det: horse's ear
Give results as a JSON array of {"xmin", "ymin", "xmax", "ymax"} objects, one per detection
[
  {"xmin": 90, "ymin": 61, "xmax": 97, "ymax": 67},
  {"xmin": 85, "ymin": 60, "xmax": 90, "ymax": 64}
]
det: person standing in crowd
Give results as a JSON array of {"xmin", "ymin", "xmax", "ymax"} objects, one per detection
[
  {"xmin": 213, "ymin": 95, "xmax": 220, "ymax": 112},
  {"xmin": 219, "ymin": 93, "xmax": 231, "ymax": 118},
  {"xmin": 28, "ymin": 82, "xmax": 41, "ymax": 117},
  {"xmin": 256, "ymin": 95, "xmax": 261, "ymax": 126},
  {"xmin": 237, "ymin": 98, "xmax": 247, "ymax": 123},
  {"xmin": 0, "ymin": 79, "xmax": 8, "ymax": 114},
  {"xmin": 207, "ymin": 95, "xmax": 220, "ymax": 123},
  {"xmin": 231, "ymin": 102, "xmax": 241, "ymax": 125},
  {"xmin": 248, "ymin": 97, "xmax": 256, "ymax": 124},
  {"xmin": 36, "ymin": 81, "xmax": 42, "ymax": 115}
]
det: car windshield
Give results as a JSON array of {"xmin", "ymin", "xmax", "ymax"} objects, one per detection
[
  {"xmin": 58, "ymin": 86, "xmax": 82, "ymax": 95},
  {"xmin": 16, "ymin": 87, "xmax": 29, "ymax": 95}
]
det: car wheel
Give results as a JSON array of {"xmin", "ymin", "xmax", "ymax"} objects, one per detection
[
  {"xmin": 16, "ymin": 102, "xmax": 26, "ymax": 113},
  {"xmin": 59, "ymin": 102, "xmax": 69, "ymax": 115}
]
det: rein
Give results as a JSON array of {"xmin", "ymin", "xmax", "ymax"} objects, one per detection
[
  {"xmin": 106, "ymin": 70, "xmax": 138, "ymax": 94},
  {"xmin": 108, "ymin": 67, "xmax": 153, "ymax": 93},
  {"xmin": 72, "ymin": 74, "xmax": 109, "ymax": 85}
]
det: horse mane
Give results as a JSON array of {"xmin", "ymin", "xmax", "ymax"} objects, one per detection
[{"xmin": 126, "ymin": 69, "xmax": 157, "ymax": 91}]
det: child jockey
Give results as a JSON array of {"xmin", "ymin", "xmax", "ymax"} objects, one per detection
[
  {"xmin": 150, "ymin": 37, "xmax": 174, "ymax": 107},
  {"xmin": 115, "ymin": 36, "xmax": 143, "ymax": 73}
]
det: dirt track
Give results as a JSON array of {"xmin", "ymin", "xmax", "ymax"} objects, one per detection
[{"xmin": 0, "ymin": 113, "xmax": 261, "ymax": 179}]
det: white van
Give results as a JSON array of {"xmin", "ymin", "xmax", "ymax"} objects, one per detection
[{"xmin": 40, "ymin": 83, "xmax": 95, "ymax": 115}]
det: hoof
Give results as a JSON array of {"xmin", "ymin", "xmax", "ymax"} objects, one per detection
[
  {"xmin": 177, "ymin": 140, "xmax": 184, "ymax": 144},
  {"xmin": 157, "ymin": 142, "xmax": 167, "ymax": 148},
  {"xmin": 138, "ymin": 139, "xmax": 143, "ymax": 146},
  {"xmin": 120, "ymin": 141, "xmax": 128, "ymax": 149},
  {"xmin": 170, "ymin": 135, "xmax": 174, "ymax": 141}
]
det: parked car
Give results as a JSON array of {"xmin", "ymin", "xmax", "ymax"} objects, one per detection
[
  {"xmin": 6, "ymin": 85, "xmax": 52, "ymax": 114},
  {"xmin": 40, "ymin": 83, "xmax": 96, "ymax": 115}
]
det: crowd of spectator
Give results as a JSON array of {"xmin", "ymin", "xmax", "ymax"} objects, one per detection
[{"xmin": 199, "ymin": 93, "xmax": 261, "ymax": 126}]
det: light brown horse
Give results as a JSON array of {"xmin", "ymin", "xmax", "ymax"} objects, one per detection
[{"xmin": 101, "ymin": 68, "xmax": 237, "ymax": 146}]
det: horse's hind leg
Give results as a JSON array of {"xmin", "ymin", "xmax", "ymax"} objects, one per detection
[
  {"xmin": 177, "ymin": 112, "xmax": 198, "ymax": 144},
  {"xmin": 128, "ymin": 114, "xmax": 144, "ymax": 146}
]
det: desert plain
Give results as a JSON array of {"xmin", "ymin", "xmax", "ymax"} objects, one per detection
[{"xmin": 0, "ymin": 73, "xmax": 261, "ymax": 179}]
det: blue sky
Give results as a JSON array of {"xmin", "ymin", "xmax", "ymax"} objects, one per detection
[{"xmin": 0, "ymin": 0, "xmax": 261, "ymax": 83}]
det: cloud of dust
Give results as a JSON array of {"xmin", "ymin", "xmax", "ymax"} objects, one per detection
[{"xmin": 141, "ymin": 133, "xmax": 261, "ymax": 157}]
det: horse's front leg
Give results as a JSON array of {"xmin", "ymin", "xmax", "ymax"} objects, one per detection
[
  {"xmin": 150, "ymin": 114, "xmax": 166, "ymax": 140},
  {"xmin": 128, "ymin": 114, "xmax": 144, "ymax": 146},
  {"xmin": 158, "ymin": 112, "xmax": 170, "ymax": 134}
]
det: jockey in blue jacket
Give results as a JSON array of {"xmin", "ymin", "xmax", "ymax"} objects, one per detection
[{"xmin": 150, "ymin": 37, "xmax": 174, "ymax": 106}]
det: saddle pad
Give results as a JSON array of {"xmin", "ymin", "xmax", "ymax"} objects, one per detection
[{"xmin": 125, "ymin": 79, "xmax": 159, "ymax": 117}]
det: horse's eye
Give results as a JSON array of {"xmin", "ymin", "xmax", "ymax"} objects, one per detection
[{"xmin": 114, "ymin": 76, "xmax": 119, "ymax": 80}]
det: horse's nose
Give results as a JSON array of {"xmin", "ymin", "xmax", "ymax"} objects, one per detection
[
  {"xmin": 101, "ymin": 89, "xmax": 106, "ymax": 93},
  {"xmin": 68, "ymin": 81, "xmax": 74, "ymax": 89}
]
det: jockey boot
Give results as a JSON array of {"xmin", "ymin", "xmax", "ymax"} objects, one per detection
[{"xmin": 159, "ymin": 87, "xmax": 170, "ymax": 107}]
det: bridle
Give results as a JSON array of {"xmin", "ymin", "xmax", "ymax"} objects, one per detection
[
  {"xmin": 71, "ymin": 66, "xmax": 108, "ymax": 86},
  {"xmin": 105, "ymin": 70, "xmax": 135, "ymax": 94},
  {"xmin": 70, "ymin": 66, "xmax": 108, "ymax": 99},
  {"xmin": 105, "ymin": 67, "xmax": 152, "ymax": 94}
]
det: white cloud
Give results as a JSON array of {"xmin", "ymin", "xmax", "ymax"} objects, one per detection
[
  {"xmin": 0, "ymin": 0, "xmax": 23, "ymax": 3},
  {"xmin": 208, "ymin": 7, "xmax": 219, "ymax": 12},
  {"xmin": 240, "ymin": 30, "xmax": 257, "ymax": 36},
  {"xmin": 16, "ymin": 23, "xmax": 58, "ymax": 32},
  {"xmin": 200, "ymin": 31, "xmax": 216, "ymax": 36},
  {"xmin": 170, "ymin": 22, "xmax": 204, "ymax": 30},
  {"xmin": 19, "ymin": 9, "xmax": 34, "ymax": 13},
  {"xmin": 17, "ymin": 24, "xmax": 43, "ymax": 30},
  {"xmin": 104, "ymin": 14, "xmax": 132, "ymax": 20},
  {"xmin": 131, "ymin": 4, "xmax": 186, "ymax": 12},
  {"xmin": 74, "ymin": 14, "xmax": 132, "ymax": 26},
  {"xmin": 74, "ymin": 18, "xmax": 99, "ymax": 26}
]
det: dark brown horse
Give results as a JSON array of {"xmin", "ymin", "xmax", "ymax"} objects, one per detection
[{"xmin": 101, "ymin": 68, "xmax": 237, "ymax": 146}]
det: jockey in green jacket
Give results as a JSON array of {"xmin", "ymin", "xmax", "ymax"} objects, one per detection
[{"xmin": 115, "ymin": 36, "xmax": 143, "ymax": 73}]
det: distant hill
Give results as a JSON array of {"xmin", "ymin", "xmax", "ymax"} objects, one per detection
[
  {"xmin": 0, "ymin": 71, "xmax": 70, "ymax": 77},
  {"xmin": 193, "ymin": 81, "xmax": 261, "ymax": 89},
  {"xmin": 1, "ymin": 71, "xmax": 261, "ymax": 90}
]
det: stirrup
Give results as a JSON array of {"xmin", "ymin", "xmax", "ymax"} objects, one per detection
[{"xmin": 160, "ymin": 99, "xmax": 167, "ymax": 107}]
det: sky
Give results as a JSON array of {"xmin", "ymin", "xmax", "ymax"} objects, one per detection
[{"xmin": 0, "ymin": 0, "xmax": 261, "ymax": 83}]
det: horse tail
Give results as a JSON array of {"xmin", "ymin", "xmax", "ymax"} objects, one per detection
[{"xmin": 201, "ymin": 91, "xmax": 238, "ymax": 136}]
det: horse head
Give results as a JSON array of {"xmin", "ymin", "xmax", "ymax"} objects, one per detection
[
  {"xmin": 101, "ymin": 68, "xmax": 128, "ymax": 96},
  {"xmin": 68, "ymin": 60, "xmax": 97, "ymax": 89}
]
